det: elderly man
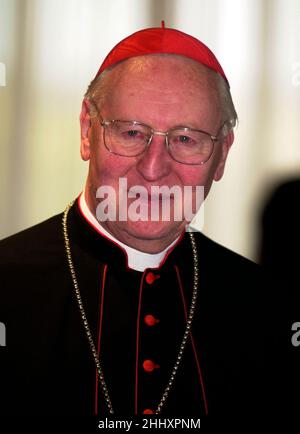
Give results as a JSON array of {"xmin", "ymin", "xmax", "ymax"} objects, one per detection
[{"xmin": 0, "ymin": 25, "xmax": 297, "ymax": 429}]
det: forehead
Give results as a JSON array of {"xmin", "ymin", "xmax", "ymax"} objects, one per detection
[
  {"xmin": 105, "ymin": 54, "xmax": 219, "ymax": 91},
  {"xmin": 100, "ymin": 55, "xmax": 221, "ymax": 125}
]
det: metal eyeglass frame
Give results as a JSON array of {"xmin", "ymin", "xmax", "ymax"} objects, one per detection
[{"xmin": 99, "ymin": 117, "xmax": 223, "ymax": 165}]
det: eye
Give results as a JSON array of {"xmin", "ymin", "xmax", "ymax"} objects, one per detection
[
  {"xmin": 126, "ymin": 130, "xmax": 140, "ymax": 138},
  {"xmin": 178, "ymin": 135, "xmax": 193, "ymax": 144},
  {"xmin": 122, "ymin": 129, "xmax": 145, "ymax": 141},
  {"xmin": 171, "ymin": 134, "xmax": 196, "ymax": 146}
]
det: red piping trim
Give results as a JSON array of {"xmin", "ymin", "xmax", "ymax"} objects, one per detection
[
  {"xmin": 155, "ymin": 230, "xmax": 185, "ymax": 269},
  {"xmin": 135, "ymin": 271, "xmax": 146, "ymax": 414},
  {"xmin": 174, "ymin": 264, "xmax": 209, "ymax": 415},
  {"xmin": 94, "ymin": 263, "xmax": 108, "ymax": 415},
  {"xmin": 78, "ymin": 193, "xmax": 131, "ymax": 270}
]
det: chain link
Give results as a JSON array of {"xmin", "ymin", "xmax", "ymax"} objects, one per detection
[{"xmin": 62, "ymin": 200, "xmax": 199, "ymax": 415}]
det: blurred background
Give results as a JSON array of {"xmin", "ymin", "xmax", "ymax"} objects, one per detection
[{"xmin": 0, "ymin": 0, "xmax": 299, "ymax": 262}]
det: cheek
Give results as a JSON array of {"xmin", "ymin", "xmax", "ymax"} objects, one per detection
[
  {"xmin": 89, "ymin": 145, "xmax": 135, "ymax": 189},
  {"xmin": 176, "ymin": 165, "xmax": 211, "ymax": 188},
  {"xmin": 176, "ymin": 163, "xmax": 218, "ymax": 201}
]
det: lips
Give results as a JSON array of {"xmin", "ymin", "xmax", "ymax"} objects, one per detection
[{"xmin": 127, "ymin": 186, "xmax": 179, "ymax": 201}]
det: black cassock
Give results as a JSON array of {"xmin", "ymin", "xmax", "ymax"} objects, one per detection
[{"xmin": 0, "ymin": 198, "xmax": 298, "ymax": 430}]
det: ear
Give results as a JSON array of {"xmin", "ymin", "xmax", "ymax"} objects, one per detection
[
  {"xmin": 214, "ymin": 130, "xmax": 234, "ymax": 181},
  {"xmin": 80, "ymin": 99, "xmax": 93, "ymax": 161}
]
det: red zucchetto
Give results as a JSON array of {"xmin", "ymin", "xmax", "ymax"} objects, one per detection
[{"xmin": 95, "ymin": 21, "xmax": 228, "ymax": 85}]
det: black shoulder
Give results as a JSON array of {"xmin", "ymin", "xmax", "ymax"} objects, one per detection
[
  {"xmin": 196, "ymin": 231, "xmax": 259, "ymax": 272},
  {"xmin": 0, "ymin": 213, "xmax": 64, "ymax": 265},
  {"xmin": 192, "ymin": 231, "xmax": 275, "ymax": 304}
]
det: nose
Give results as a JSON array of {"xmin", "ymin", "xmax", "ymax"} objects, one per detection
[{"xmin": 136, "ymin": 132, "xmax": 172, "ymax": 182}]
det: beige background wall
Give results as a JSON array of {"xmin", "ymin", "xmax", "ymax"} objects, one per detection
[{"xmin": 1, "ymin": 0, "xmax": 300, "ymax": 261}]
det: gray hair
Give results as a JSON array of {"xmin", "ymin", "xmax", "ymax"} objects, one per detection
[
  {"xmin": 215, "ymin": 73, "xmax": 238, "ymax": 138},
  {"xmin": 84, "ymin": 56, "xmax": 238, "ymax": 138},
  {"xmin": 84, "ymin": 69, "xmax": 110, "ymax": 117}
]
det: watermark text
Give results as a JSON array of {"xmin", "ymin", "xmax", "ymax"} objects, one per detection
[
  {"xmin": 291, "ymin": 322, "xmax": 300, "ymax": 347},
  {"xmin": 95, "ymin": 178, "xmax": 204, "ymax": 230},
  {"xmin": 291, "ymin": 61, "xmax": 300, "ymax": 87},
  {"xmin": 0, "ymin": 322, "xmax": 6, "ymax": 346},
  {"xmin": 0, "ymin": 62, "xmax": 6, "ymax": 87}
]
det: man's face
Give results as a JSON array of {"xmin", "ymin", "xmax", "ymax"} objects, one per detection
[{"xmin": 80, "ymin": 55, "xmax": 234, "ymax": 253}]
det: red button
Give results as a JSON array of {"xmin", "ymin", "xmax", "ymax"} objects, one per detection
[
  {"xmin": 145, "ymin": 272, "xmax": 160, "ymax": 284},
  {"xmin": 144, "ymin": 314, "xmax": 160, "ymax": 326},
  {"xmin": 143, "ymin": 409, "xmax": 154, "ymax": 414},
  {"xmin": 143, "ymin": 360, "xmax": 160, "ymax": 372}
]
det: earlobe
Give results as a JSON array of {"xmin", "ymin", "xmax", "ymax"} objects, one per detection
[
  {"xmin": 80, "ymin": 99, "xmax": 92, "ymax": 161},
  {"xmin": 213, "ymin": 130, "xmax": 234, "ymax": 182},
  {"xmin": 214, "ymin": 161, "xmax": 226, "ymax": 181}
]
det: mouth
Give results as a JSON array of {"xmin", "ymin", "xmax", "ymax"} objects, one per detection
[
  {"xmin": 127, "ymin": 186, "xmax": 178, "ymax": 201},
  {"xmin": 128, "ymin": 191, "xmax": 175, "ymax": 202}
]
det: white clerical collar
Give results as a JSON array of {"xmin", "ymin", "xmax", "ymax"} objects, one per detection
[{"xmin": 78, "ymin": 192, "xmax": 180, "ymax": 272}]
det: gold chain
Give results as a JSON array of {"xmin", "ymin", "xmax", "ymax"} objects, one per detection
[{"xmin": 62, "ymin": 200, "xmax": 199, "ymax": 415}]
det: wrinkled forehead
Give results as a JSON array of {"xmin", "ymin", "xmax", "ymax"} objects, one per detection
[
  {"xmin": 99, "ymin": 55, "xmax": 222, "ymax": 124},
  {"xmin": 102, "ymin": 54, "xmax": 221, "ymax": 93}
]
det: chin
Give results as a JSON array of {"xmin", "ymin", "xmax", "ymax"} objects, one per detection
[{"xmin": 117, "ymin": 220, "xmax": 185, "ymax": 243}]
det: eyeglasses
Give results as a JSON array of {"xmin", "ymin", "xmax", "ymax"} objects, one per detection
[{"xmin": 99, "ymin": 118, "xmax": 222, "ymax": 165}]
